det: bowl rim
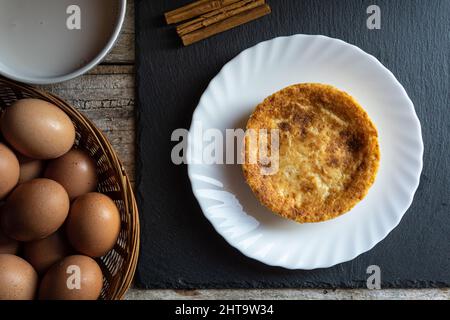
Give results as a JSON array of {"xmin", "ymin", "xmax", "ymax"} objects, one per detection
[{"xmin": 0, "ymin": 0, "xmax": 127, "ymax": 85}]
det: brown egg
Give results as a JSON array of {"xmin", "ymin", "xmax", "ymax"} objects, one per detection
[
  {"xmin": 45, "ymin": 149, "xmax": 97, "ymax": 200},
  {"xmin": 66, "ymin": 193, "xmax": 120, "ymax": 257},
  {"xmin": 0, "ymin": 98, "xmax": 75, "ymax": 159},
  {"xmin": 39, "ymin": 255, "xmax": 103, "ymax": 300},
  {"xmin": 0, "ymin": 143, "xmax": 19, "ymax": 200},
  {"xmin": 0, "ymin": 226, "xmax": 20, "ymax": 255},
  {"xmin": 0, "ymin": 254, "xmax": 38, "ymax": 300},
  {"xmin": 16, "ymin": 153, "xmax": 45, "ymax": 184},
  {"xmin": 23, "ymin": 230, "xmax": 72, "ymax": 275},
  {"xmin": 1, "ymin": 178, "xmax": 70, "ymax": 241}
]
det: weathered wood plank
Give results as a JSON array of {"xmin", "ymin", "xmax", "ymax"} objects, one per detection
[
  {"xmin": 103, "ymin": 0, "xmax": 135, "ymax": 64},
  {"xmin": 126, "ymin": 288, "xmax": 450, "ymax": 300}
]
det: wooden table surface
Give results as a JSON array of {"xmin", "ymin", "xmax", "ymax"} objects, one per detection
[{"xmin": 41, "ymin": 1, "xmax": 448, "ymax": 300}]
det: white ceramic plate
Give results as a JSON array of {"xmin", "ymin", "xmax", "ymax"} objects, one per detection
[{"xmin": 187, "ymin": 34, "xmax": 423, "ymax": 269}]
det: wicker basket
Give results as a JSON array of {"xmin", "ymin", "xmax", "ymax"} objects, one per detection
[{"xmin": 0, "ymin": 77, "xmax": 139, "ymax": 300}]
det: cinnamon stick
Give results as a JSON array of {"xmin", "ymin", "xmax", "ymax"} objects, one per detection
[
  {"xmin": 165, "ymin": 0, "xmax": 242, "ymax": 25},
  {"xmin": 177, "ymin": 0, "xmax": 259, "ymax": 29},
  {"xmin": 177, "ymin": 0, "xmax": 265, "ymax": 36},
  {"xmin": 181, "ymin": 4, "xmax": 271, "ymax": 46}
]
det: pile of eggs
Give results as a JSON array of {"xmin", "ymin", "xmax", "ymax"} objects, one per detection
[{"xmin": 0, "ymin": 99, "xmax": 121, "ymax": 300}]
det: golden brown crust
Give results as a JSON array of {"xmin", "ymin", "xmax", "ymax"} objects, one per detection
[{"xmin": 242, "ymin": 83, "xmax": 380, "ymax": 223}]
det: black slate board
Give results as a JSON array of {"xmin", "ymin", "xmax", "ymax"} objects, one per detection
[{"xmin": 135, "ymin": 0, "xmax": 449, "ymax": 288}]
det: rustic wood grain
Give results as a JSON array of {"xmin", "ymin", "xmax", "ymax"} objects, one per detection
[
  {"xmin": 104, "ymin": 0, "xmax": 135, "ymax": 64},
  {"xmin": 126, "ymin": 288, "xmax": 450, "ymax": 300},
  {"xmin": 38, "ymin": 0, "xmax": 449, "ymax": 300}
]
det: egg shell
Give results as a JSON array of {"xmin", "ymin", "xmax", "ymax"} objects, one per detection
[
  {"xmin": 45, "ymin": 149, "xmax": 97, "ymax": 200},
  {"xmin": 66, "ymin": 192, "xmax": 120, "ymax": 257},
  {"xmin": 16, "ymin": 153, "xmax": 45, "ymax": 184},
  {"xmin": 0, "ymin": 254, "xmax": 38, "ymax": 300},
  {"xmin": 39, "ymin": 255, "xmax": 103, "ymax": 300},
  {"xmin": 0, "ymin": 143, "xmax": 20, "ymax": 200},
  {"xmin": 1, "ymin": 178, "xmax": 70, "ymax": 241},
  {"xmin": 0, "ymin": 98, "xmax": 75, "ymax": 159},
  {"xmin": 23, "ymin": 230, "xmax": 72, "ymax": 275}
]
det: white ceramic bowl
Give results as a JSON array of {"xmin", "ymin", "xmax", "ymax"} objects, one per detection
[
  {"xmin": 187, "ymin": 34, "xmax": 423, "ymax": 270},
  {"xmin": 0, "ymin": 0, "xmax": 126, "ymax": 84}
]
